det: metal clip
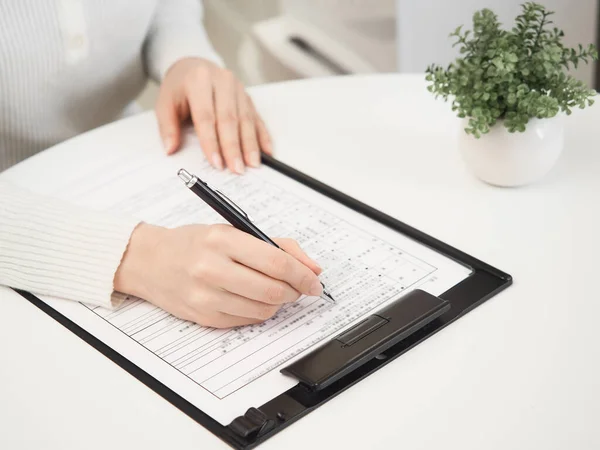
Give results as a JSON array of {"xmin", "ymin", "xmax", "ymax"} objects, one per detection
[{"xmin": 212, "ymin": 187, "xmax": 253, "ymax": 222}]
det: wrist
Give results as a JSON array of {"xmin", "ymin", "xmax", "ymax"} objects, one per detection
[
  {"xmin": 165, "ymin": 57, "xmax": 217, "ymax": 78},
  {"xmin": 113, "ymin": 222, "xmax": 168, "ymax": 299}
]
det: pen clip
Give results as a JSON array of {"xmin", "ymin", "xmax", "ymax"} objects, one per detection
[{"xmin": 213, "ymin": 188, "xmax": 253, "ymax": 221}]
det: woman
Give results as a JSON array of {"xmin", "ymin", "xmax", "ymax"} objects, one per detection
[{"xmin": 0, "ymin": 0, "xmax": 323, "ymax": 328}]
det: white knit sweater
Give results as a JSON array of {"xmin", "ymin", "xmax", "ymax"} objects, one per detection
[{"xmin": 0, "ymin": 0, "xmax": 223, "ymax": 308}]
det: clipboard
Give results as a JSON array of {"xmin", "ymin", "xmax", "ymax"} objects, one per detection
[{"xmin": 15, "ymin": 153, "xmax": 512, "ymax": 449}]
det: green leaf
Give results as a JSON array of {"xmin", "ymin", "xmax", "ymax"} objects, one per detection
[
  {"xmin": 425, "ymin": 2, "xmax": 596, "ymax": 133},
  {"xmin": 451, "ymin": 25, "xmax": 463, "ymax": 37}
]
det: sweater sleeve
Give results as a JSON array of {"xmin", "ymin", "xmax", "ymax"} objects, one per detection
[
  {"xmin": 0, "ymin": 181, "xmax": 141, "ymax": 309},
  {"xmin": 143, "ymin": 0, "xmax": 224, "ymax": 82}
]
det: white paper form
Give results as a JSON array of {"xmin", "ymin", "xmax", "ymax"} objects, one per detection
[{"xmin": 34, "ymin": 133, "xmax": 472, "ymax": 424}]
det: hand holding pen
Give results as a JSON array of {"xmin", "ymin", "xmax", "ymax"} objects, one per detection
[
  {"xmin": 113, "ymin": 167, "xmax": 332, "ymax": 329},
  {"xmin": 114, "ymin": 219, "xmax": 327, "ymax": 329},
  {"xmin": 178, "ymin": 168, "xmax": 335, "ymax": 303}
]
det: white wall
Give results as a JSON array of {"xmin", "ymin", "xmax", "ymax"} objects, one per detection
[{"xmin": 396, "ymin": 0, "xmax": 598, "ymax": 86}]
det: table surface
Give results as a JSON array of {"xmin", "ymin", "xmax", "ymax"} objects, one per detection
[{"xmin": 1, "ymin": 74, "xmax": 599, "ymax": 450}]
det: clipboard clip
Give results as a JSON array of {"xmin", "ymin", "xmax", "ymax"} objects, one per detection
[
  {"xmin": 280, "ymin": 289, "xmax": 451, "ymax": 391},
  {"xmin": 227, "ymin": 290, "xmax": 450, "ymax": 442}
]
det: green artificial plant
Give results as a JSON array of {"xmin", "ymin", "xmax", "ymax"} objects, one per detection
[{"xmin": 426, "ymin": 2, "xmax": 598, "ymax": 137}]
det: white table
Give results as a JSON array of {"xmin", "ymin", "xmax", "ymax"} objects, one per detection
[{"xmin": 1, "ymin": 74, "xmax": 599, "ymax": 450}]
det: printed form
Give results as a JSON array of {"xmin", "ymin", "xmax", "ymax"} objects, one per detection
[{"xmin": 35, "ymin": 134, "xmax": 472, "ymax": 424}]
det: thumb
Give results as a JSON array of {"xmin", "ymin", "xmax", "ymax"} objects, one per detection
[
  {"xmin": 274, "ymin": 238, "xmax": 322, "ymax": 275},
  {"xmin": 155, "ymin": 94, "xmax": 182, "ymax": 155}
]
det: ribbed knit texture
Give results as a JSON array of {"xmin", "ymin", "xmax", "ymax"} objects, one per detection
[
  {"xmin": 0, "ymin": 0, "xmax": 223, "ymax": 171},
  {"xmin": 0, "ymin": 181, "xmax": 140, "ymax": 307},
  {"xmin": 0, "ymin": 0, "xmax": 223, "ymax": 307}
]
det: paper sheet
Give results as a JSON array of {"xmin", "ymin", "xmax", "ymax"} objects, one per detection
[{"xmin": 35, "ymin": 133, "xmax": 472, "ymax": 424}]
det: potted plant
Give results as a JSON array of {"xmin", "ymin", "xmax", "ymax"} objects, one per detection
[{"xmin": 425, "ymin": 2, "xmax": 598, "ymax": 186}]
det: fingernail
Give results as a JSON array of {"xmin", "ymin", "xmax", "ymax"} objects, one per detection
[
  {"xmin": 212, "ymin": 153, "xmax": 223, "ymax": 170},
  {"xmin": 249, "ymin": 152, "xmax": 260, "ymax": 168},
  {"xmin": 234, "ymin": 157, "xmax": 245, "ymax": 174},
  {"xmin": 264, "ymin": 140, "xmax": 273, "ymax": 155},
  {"xmin": 310, "ymin": 279, "xmax": 323, "ymax": 296},
  {"xmin": 163, "ymin": 137, "xmax": 174, "ymax": 153}
]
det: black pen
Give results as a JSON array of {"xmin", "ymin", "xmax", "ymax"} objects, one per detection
[{"xmin": 177, "ymin": 168, "xmax": 335, "ymax": 302}]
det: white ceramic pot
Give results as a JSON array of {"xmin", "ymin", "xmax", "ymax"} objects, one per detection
[{"xmin": 457, "ymin": 115, "xmax": 564, "ymax": 187}]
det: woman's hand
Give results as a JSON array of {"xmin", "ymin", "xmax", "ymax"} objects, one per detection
[
  {"xmin": 155, "ymin": 57, "xmax": 273, "ymax": 174},
  {"xmin": 114, "ymin": 223, "xmax": 323, "ymax": 328}
]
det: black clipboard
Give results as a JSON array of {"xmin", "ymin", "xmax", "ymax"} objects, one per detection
[{"xmin": 15, "ymin": 153, "xmax": 512, "ymax": 449}]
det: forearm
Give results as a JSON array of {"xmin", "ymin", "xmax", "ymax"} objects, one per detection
[
  {"xmin": 0, "ymin": 181, "xmax": 140, "ymax": 308},
  {"xmin": 143, "ymin": 0, "xmax": 224, "ymax": 82}
]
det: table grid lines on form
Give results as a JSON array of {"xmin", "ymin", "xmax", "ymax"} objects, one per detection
[{"xmin": 84, "ymin": 163, "xmax": 441, "ymax": 400}]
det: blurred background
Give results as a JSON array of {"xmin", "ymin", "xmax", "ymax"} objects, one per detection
[{"xmin": 137, "ymin": 0, "xmax": 599, "ymax": 109}]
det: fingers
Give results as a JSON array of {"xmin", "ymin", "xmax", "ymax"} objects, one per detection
[
  {"xmin": 237, "ymin": 83, "xmax": 260, "ymax": 168},
  {"xmin": 217, "ymin": 261, "xmax": 302, "ymax": 305},
  {"xmin": 155, "ymin": 92, "xmax": 182, "ymax": 155},
  {"xmin": 209, "ymin": 313, "xmax": 263, "ymax": 329},
  {"xmin": 183, "ymin": 286, "xmax": 286, "ymax": 328},
  {"xmin": 214, "ymin": 71, "xmax": 244, "ymax": 174},
  {"xmin": 187, "ymin": 311, "xmax": 263, "ymax": 329},
  {"xmin": 186, "ymin": 67, "xmax": 223, "ymax": 170},
  {"xmin": 210, "ymin": 313, "xmax": 262, "ymax": 328},
  {"xmin": 256, "ymin": 116, "xmax": 273, "ymax": 156},
  {"xmin": 205, "ymin": 288, "xmax": 282, "ymax": 321},
  {"xmin": 275, "ymin": 238, "xmax": 322, "ymax": 275},
  {"xmin": 224, "ymin": 232, "xmax": 323, "ymax": 297},
  {"xmin": 183, "ymin": 62, "xmax": 271, "ymax": 171},
  {"xmin": 198, "ymin": 226, "xmax": 315, "ymax": 303}
]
